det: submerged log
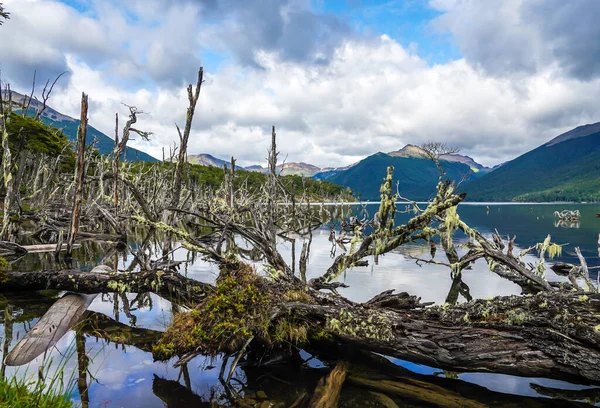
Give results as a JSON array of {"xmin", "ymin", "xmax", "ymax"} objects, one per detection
[
  {"xmin": 309, "ymin": 361, "xmax": 348, "ymax": 408},
  {"xmin": 81, "ymin": 311, "xmax": 163, "ymax": 353},
  {"xmin": 5, "ymin": 293, "xmax": 96, "ymax": 366}
]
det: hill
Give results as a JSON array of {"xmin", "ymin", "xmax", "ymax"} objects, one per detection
[
  {"xmin": 327, "ymin": 152, "xmax": 481, "ymax": 201},
  {"xmin": 189, "ymin": 153, "xmax": 323, "ymax": 176},
  {"xmin": 464, "ymin": 124, "xmax": 600, "ymax": 202},
  {"xmin": 9, "ymin": 91, "xmax": 157, "ymax": 162}
]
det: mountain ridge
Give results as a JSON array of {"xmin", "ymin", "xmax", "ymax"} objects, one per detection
[{"xmin": 464, "ymin": 124, "xmax": 600, "ymax": 202}]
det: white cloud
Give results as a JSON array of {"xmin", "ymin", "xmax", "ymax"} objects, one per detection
[{"xmin": 1, "ymin": 0, "xmax": 600, "ymax": 168}]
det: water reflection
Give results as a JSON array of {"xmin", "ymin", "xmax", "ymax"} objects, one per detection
[{"xmin": 2, "ymin": 203, "xmax": 600, "ymax": 406}]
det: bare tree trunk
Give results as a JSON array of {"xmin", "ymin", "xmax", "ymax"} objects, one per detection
[
  {"xmin": 229, "ymin": 156, "xmax": 236, "ymax": 208},
  {"xmin": 113, "ymin": 112, "xmax": 119, "ymax": 216},
  {"xmin": 1, "ymin": 85, "xmax": 15, "ymax": 240},
  {"xmin": 66, "ymin": 92, "xmax": 88, "ymax": 255},
  {"xmin": 267, "ymin": 125, "xmax": 278, "ymax": 242},
  {"xmin": 172, "ymin": 67, "xmax": 203, "ymax": 207}
]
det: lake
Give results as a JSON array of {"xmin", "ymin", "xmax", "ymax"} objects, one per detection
[{"xmin": 1, "ymin": 203, "xmax": 600, "ymax": 407}]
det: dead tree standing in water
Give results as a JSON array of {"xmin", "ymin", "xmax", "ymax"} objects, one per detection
[{"xmin": 65, "ymin": 93, "xmax": 88, "ymax": 256}]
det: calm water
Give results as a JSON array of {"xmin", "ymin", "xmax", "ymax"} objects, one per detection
[{"xmin": 1, "ymin": 203, "xmax": 600, "ymax": 407}]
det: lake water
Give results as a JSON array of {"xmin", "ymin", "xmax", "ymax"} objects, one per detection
[{"xmin": 1, "ymin": 203, "xmax": 600, "ymax": 407}]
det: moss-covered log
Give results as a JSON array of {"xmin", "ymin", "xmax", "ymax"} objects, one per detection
[
  {"xmin": 4, "ymin": 268, "xmax": 600, "ymax": 384},
  {"xmin": 286, "ymin": 290, "xmax": 600, "ymax": 384},
  {"xmin": 0, "ymin": 269, "xmax": 213, "ymax": 308}
]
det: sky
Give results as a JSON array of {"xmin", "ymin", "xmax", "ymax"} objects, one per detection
[{"xmin": 1, "ymin": 0, "xmax": 600, "ymax": 168}]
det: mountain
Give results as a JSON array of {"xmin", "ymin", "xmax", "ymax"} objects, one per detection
[
  {"xmin": 188, "ymin": 154, "xmax": 243, "ymax": 169},
  {"xmin": 388, "ymin": 145, "xmax": 492, "ymax": 173},
  {"xmin": 191, "ymin": 154, "xmax": 323, "ymax": 176},
  {"xmin": 246, "ymin": 162, "xmax": 322, "ymax": 177},
  {"xmin": 8, "ymin": 91, "xmax": 157, "ymax": 162},
  {"xmin": 327, "ymin": 152, "xmax": 482, "ymax": 201},
  {"xmin": 464, "ymin": 123, "xmax": 600, "ymax": 202}
]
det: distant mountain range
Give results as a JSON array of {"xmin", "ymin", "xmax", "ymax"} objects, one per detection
[
  {"xmin": 8, "ymin": 90, "xmax": 600, "ymax": 202},
  {"xmin": 188, "ymin": 154, "xmax": 325, "ymax": 177},
  {"xmin": 326, "ymin": 152, "xmax": 485, "ymax": 201},
  {"xmin": 191, "ymin": 123, "xmax": 600, "ymax": 202},
  {"xmin": 9, "ymin": 91, "xmax": 157, "ymax": 162}
]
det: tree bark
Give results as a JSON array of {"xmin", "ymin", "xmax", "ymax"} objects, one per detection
[{"xmin": 172, "ymin": 67, "xmax": 203, "ymax": 208}]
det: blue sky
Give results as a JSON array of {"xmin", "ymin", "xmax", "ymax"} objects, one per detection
[{"xmin": 2, "ymin": 0, "xmax": 600, "ymax": 167}]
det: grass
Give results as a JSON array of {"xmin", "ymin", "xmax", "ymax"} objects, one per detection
[
  {"xmin": 0, "ymin": 324, "xmax": 79, "ymax": 408},
  {"xmin": 0, "ymin": 353, "xmax": 76, "ymax": 408},
  {"xmin": 0, "ymin": 376, "xmax": 74, "ymax": 408}
]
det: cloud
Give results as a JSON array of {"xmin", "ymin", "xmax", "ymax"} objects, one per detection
[
  {"xmin": 1, "ymin": 0, "xmax": 600, "ymax": 169},
  {"xmin": 194, "ymin": 0, "xmax": 353, "ymax": 67},
  {"xmin": 42, "ymin": 34, "xmax": 600, "ymax": 169},
  {"xmin": 430, "ymin": 0, "xmax": 600, "ymax": 81}
]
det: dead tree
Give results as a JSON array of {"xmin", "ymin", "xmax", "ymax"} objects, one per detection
[
  {"xmin": 65, "ymin": 93, "xmax": 88, "ymax": 255},
  {"xmin": 172, "ymin": 67, "xmax": 203, "ymax": 208},
  {"xmin": 0, "ymin": 83, "xmax": 14, "ymax": 240},
  {"xmin": 111, "ymin": 105, "xmax": 151, "ymax": 218}
]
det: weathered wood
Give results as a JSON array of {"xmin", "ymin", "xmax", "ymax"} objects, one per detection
[
  {"xmin": 5, "ymin": 293, "xmax": 96, "ymax": 366},
  {"xmin": 286, "ymin": 289, "xmax": 600, "ymax": 384},
  {"xmin": 80, "ymin": 311, "xmax": 163, "ymax": 353},
  {"xmin": 172, "ymin": 67, "xmax": 203, "ymax": 208},
  {"xmin": 0, "ymin": 240, "xmax": 27, "ymax": 256},
  {"xmin": 66, "ymin": 92, "xmax": 88, "ymax": 255},
  {"xmin": 21, "ymin": 243, "xmax": 81, "ymax": 253}
]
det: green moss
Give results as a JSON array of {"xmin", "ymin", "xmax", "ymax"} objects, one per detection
[
  {"xmin": 153, "ymin": 262, "xmax": 272, "ymax": 360},
  {"xmin": 309, "ymin": 328, "xmax": 334, "ymax": 341}
]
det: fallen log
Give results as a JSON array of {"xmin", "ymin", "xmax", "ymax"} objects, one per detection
[
  {"xmin": 3, "ymin": 268, "xmax": 600, "ymax": 384},
  {"xmin": 0, "ymin": 269, "xmax": 213, "ymax": 308},
  {"xmin": 286, "ymin": 289, "xmax": 600, "ymax": 384},
  {"xmin": 21, "ymin": 243, "xmax": 81, "ymax": 253},
  {"xmin": 81, "ymin": 311, "xmax": 163, "ymax": 353},
  {"xmin": 0, "ymin": 240, "xmax": 27, "ymax": 256}
]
